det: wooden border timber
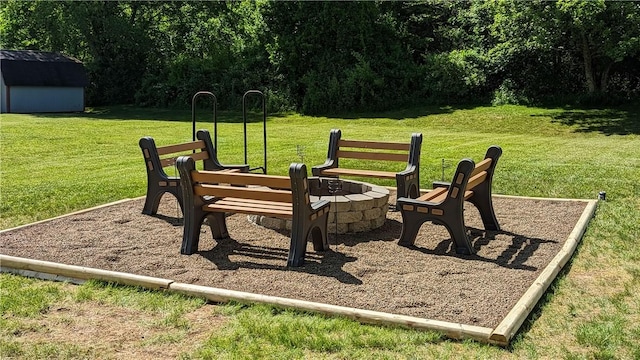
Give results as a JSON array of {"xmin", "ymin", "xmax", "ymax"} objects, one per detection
[
  {"xmin": 0, "ymin": 195, "xmax": 599, "ymax": 346},
  {"xmin": 0, "ymin": 254, "xmax": 493, "ymax": 343},
  {"xmin": 0, "ymin": 198, "xmax": 134, "ymax": 234},
  {"xmin": 0, "ymin": 254, "xmax": 172, "ymax": 290},
  {"xmin": 168, "ymin": 282, "xmax": 494, "ymax": 342},
  {"xmin": 488, "ymin": 198, "xmax": 598, "ymax": 346}
]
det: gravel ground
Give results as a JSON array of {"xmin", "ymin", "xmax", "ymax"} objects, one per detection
[{"xmin": 0, "ymin": 193, "xmax": 588, "ymax": 328}]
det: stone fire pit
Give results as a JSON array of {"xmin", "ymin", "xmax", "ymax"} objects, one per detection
[{"xmin": 248, "ymin": 177, "xmax": 389, "ymax": 234}]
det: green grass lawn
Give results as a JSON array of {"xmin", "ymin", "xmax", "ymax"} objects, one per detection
[{"xmin": 1, "ymin": 104, "xmax": 639, "ymax": 359}]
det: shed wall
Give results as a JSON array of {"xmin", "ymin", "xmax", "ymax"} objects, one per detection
[
  {"xmin": 6, "ymin": 86, "xmax": 85, "ymax": 113},
  {"xmin": 1, "ymin": 71, "xmax": 6, "ymax": 113}
]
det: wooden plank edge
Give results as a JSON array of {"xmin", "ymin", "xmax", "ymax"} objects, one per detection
[
  {"xmin": 0, "ymin": 198, "xmax": 136, "ymax": 234},
  {"xmin": 1, "ymin": 267, "xmax": 88, "ymax": 285},
  {"xmin": 491, "ymin": 193, "xmax": 597, "ymax": 202},
  {"xmin": 168, "ymin": 282, "xmax": 494, "ymax": 343},
  {"xmin": 0, "ymin": 253, "xmax": 496, "ymax": 344},
  {"xmin": 0, "ymin": 254, "xmax": 173, "ymax": 290},
  {"xmin": 489, "ymin": 199, "xmax": 598, "ymax": 346}
]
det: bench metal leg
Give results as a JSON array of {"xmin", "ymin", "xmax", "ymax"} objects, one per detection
[
  {"xmin": 181, "ymin": 212, "xmax": 229, "ymax": 255},
  {"xmin": 142, "ymin": 184, "xmax": 183, "ymax": 216},
  {"xmin": 142, "ymin": 193, "xmax": 161, "ymax": 215},
  {"xmin": 444, "ymin": 218, "xmax": 474, "ymax": 255},
  {"xmin": 206, "ymin": 213, "xmax": 229, "ymax": 239},
  {"xmin": 468, "ymin": 186, "xmax": 500, "ymax": 231},
  {"xmin": 398, "ymin": 205, "xmax": 475, "ymax": 255},
  {"xmin": 398, "ymin": 210, "xmax": 424, "ymax": 247},
  {"xmin": 287, "ymin": 233, "xmax": 307, "ymax": 267},
  {"xmin": 288, "ymin": 204, "xmax": 330, "ymax": 267},
  {"xmin": 288, "ymin": 226, "xmax": 329, "ymax": 267},
  {"xmin": 309, "ymin": 226, "xmax": 328, "ymax": 251},
  {"xmin": 181, "ymin": 212, "xmax": 203, "ymax": 255},
  {"xmin": 288, "ymin": 222, "xmax": 309, "ymax": 267}
]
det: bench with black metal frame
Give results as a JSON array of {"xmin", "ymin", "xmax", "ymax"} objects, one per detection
[
  {"xmin": 177, "ymin": 157, "xmax": 331, "ymax": 267},
  {"xmin": 139, "ymin": 129, "xmax": 249, "ymax": 215},
  {"xmin": 396, "ymin": 145, "xmax": 502, "ymax": 255}
]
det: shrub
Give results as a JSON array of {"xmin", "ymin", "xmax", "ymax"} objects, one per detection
[{"xmin": 420, "ymin": 49, "xmax": 489, "ymax": 103}]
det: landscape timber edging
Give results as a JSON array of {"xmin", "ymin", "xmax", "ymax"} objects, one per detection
[
  {"xmin": 0, "ymin": 198, "xmax": 136, "ymax": 234},
  {"xmin": 488, "ymin": 198, "xmax": 598, "ymax": 345},
  {"xmin": 0, "ymin": 254, "xmax": 494, "ymax": 344}
]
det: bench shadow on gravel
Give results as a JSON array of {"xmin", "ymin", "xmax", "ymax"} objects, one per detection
[
  {"xmin": 402, "ymin": 228, "xmax": 558, "ymax": 271},
  {"xmin": 197, "ymin": 239, "xmax": 363, "ymax": 285},
  {"xmin": 148, "ymin": 212, "xmax": 362, "ymax": 284},
  {"xmin": 149, "ymin": 202, "xmax": 558, "ymax": 279}
]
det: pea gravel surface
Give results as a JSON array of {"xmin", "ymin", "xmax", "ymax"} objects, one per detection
[{"xmin": 0, "ymin": 193, "xmax": 589, "ymax": 328}]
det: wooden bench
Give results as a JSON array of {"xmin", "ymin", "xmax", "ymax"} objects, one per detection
[
  {"xmin": 311, "ymin": 129, "xmax": 423, "ymax": 201},
  {"xmin": 139, "ymin": 129, "xmax": 249, "ymax": 215},
  {"xmin": 176, "ymin": 156, "xmax": 331, "ymax": 267},
  {"xmin": 396, "ymin": 145, "xmax": 502, "ymax": 255}
]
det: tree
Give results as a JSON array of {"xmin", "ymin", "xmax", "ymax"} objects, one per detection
[
  {"xmin": 489, "ymin": 0, "xmax": 640, "ymax": 96},
  {"xmin": 557, "ymin": 0, "xmax": 640, "ymax": 93},
  {"xmin": 264, "ymin": 1, "xmax": 418, "ymax": 113}
]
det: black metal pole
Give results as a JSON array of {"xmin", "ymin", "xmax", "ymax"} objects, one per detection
[
  {"xmin": 242, "ymin": 90, "xmax": 267, "ymax": 174},
  {"xmin": 191, "ymin": 91, "xmax": 217, "ymax": 146}
]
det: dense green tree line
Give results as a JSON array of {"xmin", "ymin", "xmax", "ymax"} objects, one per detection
[{"xmin": 1, "ymin": 0, "xmax": 638, "ymax": 113}]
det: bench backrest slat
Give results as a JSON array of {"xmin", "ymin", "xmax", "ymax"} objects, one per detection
[
  {"xmin": 336, "ymin": 150, "xmax": 408, "ymax": 162},
  {"xmin": 466, "ymin": 170, "xmax": 488, "ymax": 192},
  {"xmin": 186, "ymin": 151, "xmax": 209, "ymax": 162},
  {"xmin": 157, "ymin": 140, "xmax": 205, "ymax": 155},
  {"xmin": 444, "ymin": 146, "xmax": 501, "ymax": 202},
  {"xmin": 192, "ymin": 170, "xmax": 291, "ymax": 189},
  {"xmin": 339, "ymin": 139, "xmax": 411, "ymax": 151},
  {"xmin": 160, "ymin": 150, "xmax": 210, "ymax": 168},
  {"xmin": 154, "ymin": 140, "xmax": 209, "ymax": 169},
  {"xmin": 470, "ymin": 158, "xmax": 492, "ymax": 177},
  {"xmin": 195, "ymin": 184, "xmax": 292, "ymax": 203}
]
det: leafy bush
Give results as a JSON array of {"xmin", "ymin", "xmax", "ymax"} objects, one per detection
[
  {"xmin": 420, "ymin": 49, "xmax": 489, "ymax": 103},
  {"xmin": 491, "ymin": 79, "xmax": 530, "ymax": 106}
]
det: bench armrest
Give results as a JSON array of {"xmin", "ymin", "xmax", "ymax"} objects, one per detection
[
  {"xmin": 311, "ymin": 199, "xmax": 331, "ymax": 211},
  {"xmin": 397, "ymin": 164, "xmax": 418, "ymax": 177},
  {"xmin": 397, "ymin": 196, "xmax": 442, "ymax": 208},
  {"xmin": 432, "ymin": 181, "xmax": 451, "ymax": 189},
  {"xmin": 224, "ymin": 164, "xmax": 251, "ymax": 172},
  {"xmin": 311, "ymin": 161, "xmax": 336, "ymax": 176}
]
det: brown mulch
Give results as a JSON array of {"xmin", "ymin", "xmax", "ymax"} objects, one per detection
[{"xmin": 0, "ymin": 193, "xmax": 588, "ymax": 329}]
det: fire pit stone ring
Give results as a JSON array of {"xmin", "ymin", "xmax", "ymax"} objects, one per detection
[{"xmin": 248, "ymin": 177, "xmax": 390, "ymax": 234}]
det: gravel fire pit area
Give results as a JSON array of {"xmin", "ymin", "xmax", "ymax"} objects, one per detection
[{"xmin": 0, "ymin": 191, "xmax": 596, "ymax": 345}]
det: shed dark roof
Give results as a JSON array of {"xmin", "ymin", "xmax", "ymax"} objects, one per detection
[{"xmin": 0, "ymin": 50, "xmax": 89, "ymax": 87}]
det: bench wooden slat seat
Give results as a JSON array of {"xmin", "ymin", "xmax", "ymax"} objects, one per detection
[
  {"xmin": 139, "ymin": 129, "xmax": 249, "ymax": 215},
  {"xmin": 397, "ymin": 145, "xmax": 502, "ymax": 255},
  {"xmin": 204, "ymin": 201, "xmax": 293, "ymax": 218},
  {"xmin": 177, "ymin": 157, "xmax": 331, "ymax": 267},
  {"xmin": 311, "ymin": 129, "xmax": 423, "ymax": 202}
]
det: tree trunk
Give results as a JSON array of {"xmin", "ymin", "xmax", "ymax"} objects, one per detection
[
  {"xmin": 601, "ymin": 61, "xmax": 613, "ymax": 93},
  {"xmin": 581, "ymin": 32, "xmax": 596, "ymax": 93}
]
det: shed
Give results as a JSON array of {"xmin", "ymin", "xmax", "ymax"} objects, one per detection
[{"xmin": 1, "ymin": 50, "xmax": 89, "ymax": 113}]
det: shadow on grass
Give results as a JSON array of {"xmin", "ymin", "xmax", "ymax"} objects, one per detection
[
  {"xmin": 31, "ymin": 105, "xmax": 268, "ymax": 124},
  {"xmin": 543, "ymin": 106, "xmax": 640, "ymax": 135},
  {"xmin": 29, "ymin": 102, "xmax": 486, "ymax": 123},
  {"xmin": 30, "ymin": 103, "xmax": 640, "ymax": 135},
  {"xmin": 504, "ymin": 245, "xmax": 580, "ymax": 352},
  {"xmin": 269, "ymin": 103, "xmax": 484, "ymax": 120}
]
